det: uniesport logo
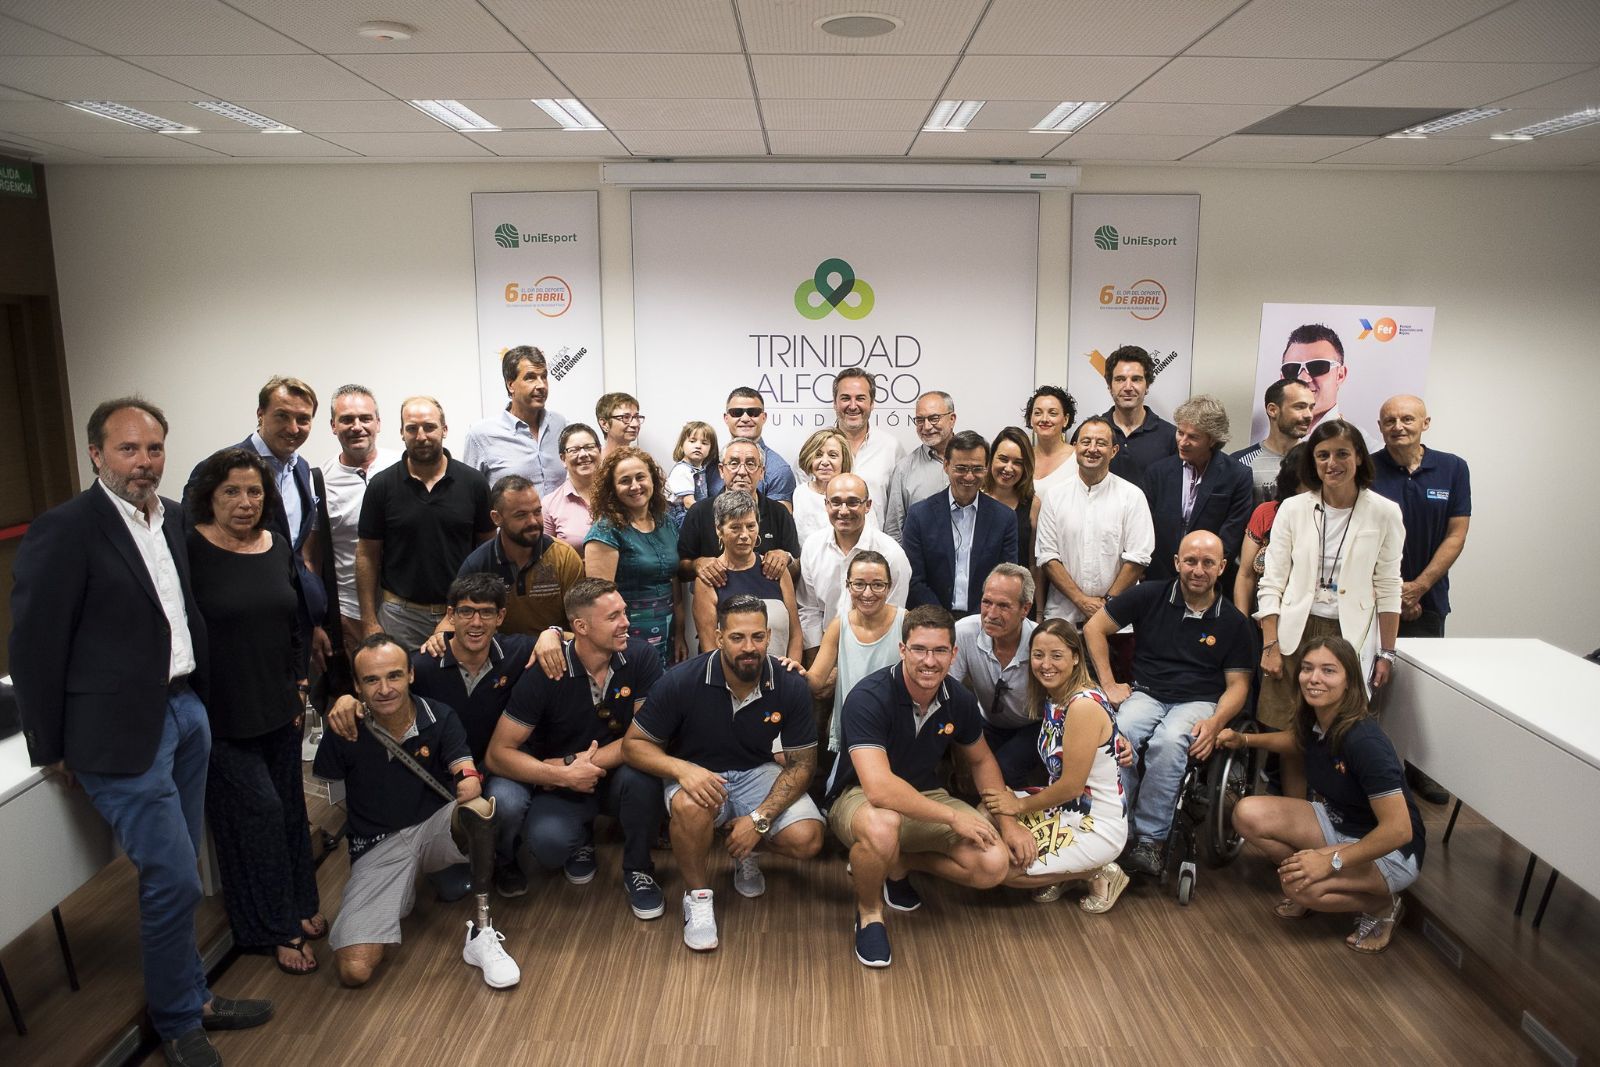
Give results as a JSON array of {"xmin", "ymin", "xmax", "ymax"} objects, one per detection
[
  {"xmin": 1358, "ymin": 315, "xmax": 1424, "ymax": 341},
  {"xmin": 494, "ymin": 223, "xmax": 520, "ymax": 248},
  {"xmin": 795, "ymin": 257, "xmax": 874, "ymax": 320},
  {"xmin": 1093, "ymin": 223, "xmax": 1177, "ymax": 250},
  {"xmin": 1094, "ymin": 225, "xmax": 1119, "ymax": 250}
]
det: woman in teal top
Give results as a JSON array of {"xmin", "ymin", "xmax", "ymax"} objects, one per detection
[{"xmin": 584, "ymin": 445, "xmax": 683, "ymax": 667}]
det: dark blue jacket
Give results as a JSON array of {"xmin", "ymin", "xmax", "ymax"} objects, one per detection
[
  {"xmin": 901, "ymin": 490, "xmax": 1018, "ymax": 616},
  {"xmin": 1140, "ymin": 449, "xmax": 1254, "ymax": 581}
]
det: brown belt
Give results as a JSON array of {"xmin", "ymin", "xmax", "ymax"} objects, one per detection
[{"xmin": 381, "ymin": 590, "xmax": 447, "ymax": 614}]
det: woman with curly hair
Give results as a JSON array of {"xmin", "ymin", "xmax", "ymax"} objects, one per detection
[
  {"xmin": 1023, "ymin": 385, "xmax": 1078, "ymax": 497},
  {"xmin": 584, "ymin": 445, "xmax": 684, "ymax": 667}
]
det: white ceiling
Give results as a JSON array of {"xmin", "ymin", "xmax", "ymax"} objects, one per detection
[{"xmin": 0, "ymin": 0, "xmax": 1597, "ymax": 168}]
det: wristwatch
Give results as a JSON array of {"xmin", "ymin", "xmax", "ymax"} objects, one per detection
[
  {"xmin": 1330, "ymin": 851, "xmax": 1344, "ymax": 872},
  {"xmin": 563, "ymin": 753, "xmax": 577, "ymax": 766},
  {"xmin": 751, "ymin": 810, "xmax": 772, "ymax": 835}
]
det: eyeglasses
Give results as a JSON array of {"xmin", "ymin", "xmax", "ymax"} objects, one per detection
[
  {"xmin": 563, "ymin": 444, "xmax": 599, "ymax": 456},
  {"xmin": 451, "ymin": 606, "xmax": 499, "ymax": 620},
  {"xmin": 1281, "ymin": 360, "xmax": 1339, "ymax": 379},
  {"xmin": 827, "ymin": 496, "xmax": 866, "ymax": 508},
  {"xmin": 609, "ymin": 412, "xmax": 646, "ymax": 423},
  {"xmin": 948, "ymin": 464, "xmax": 987, "ymax": 477},
  {"xmin": 724, "ymin": 458, "xmax": 762, "ymax": 471},
  {"xmin": 725, "ymin": 407, "xmax": 764, "ymax": 419},
  {"xmin": 905, "ymin": 644, "xmax": 953, "ymax": 660},
  {"xmin": 910, "ymin": 412, "xmax": 952, "ymax": 427},
  {"xmin": 847, "ymin": 580, "xmax": 890, "ymax": 594}
]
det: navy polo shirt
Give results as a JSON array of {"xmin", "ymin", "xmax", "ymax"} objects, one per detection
[
  {"xmin": 1102, "ymin": 406, "xmax": 1177, "ymax": 485},
  {"xmin": 503, "ymin": 637, "xmax": 663, "ymax": 761},
  {"xmin": 826, "ymin": 663, "xmax": 984, "ymax": 802},
  {"xmin": 632, "ymin": 650, "xmax": 816, "ymax": 771},
  {"xmin": 1303, "ymin": 717, "xmax": 1425, "ymax": 865},
  {"xmin": 311, "ymin": 696, "xmax": 470, "ymax": 861},
  {"xmin": 1105, "ymin": 580, "xmax": 1255, "ymax": 705},
  {"xmin": 1371, "ymin": 447, "xmax": 1471, "ymax": 617},
  {"xmin": 411, "ymin": 634, "xmax": 535, "ymax": 763}
]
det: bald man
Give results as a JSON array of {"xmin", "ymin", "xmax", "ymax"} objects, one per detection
[{"xmin": 1083, "ymin": 531, "xmax": 1255, "ymax": 877}]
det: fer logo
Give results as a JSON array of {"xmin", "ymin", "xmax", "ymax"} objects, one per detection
[
  {"xmin": 1359, "ymin": 316, "xmax": 1398, "ymax": 342},
  {"xmin": 795, "ymin": 257, "xmax": 874, "ymax": 320}
]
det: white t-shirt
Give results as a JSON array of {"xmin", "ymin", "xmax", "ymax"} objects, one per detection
[{"xmin": 320, "ymin": 449, "xmax": 402, "ymax": 619}]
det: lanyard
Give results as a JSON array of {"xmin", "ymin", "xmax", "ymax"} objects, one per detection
[
  {"xmin": 363, "ymin": 713, "xmax": 456, "ymax": 803},
  {"xmin": 1317, "ymin": 492, "xmax": 1354, "ymax": 591}
]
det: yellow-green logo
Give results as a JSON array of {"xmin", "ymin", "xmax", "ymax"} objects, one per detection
[{"xmin": 795, "ymin": 257, "xmax": 874, "ymax": 320}]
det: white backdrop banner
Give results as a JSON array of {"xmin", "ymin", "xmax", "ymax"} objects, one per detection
[
  {"xmin": 1066, "ymin": 193, "xmax": 1200, "ymax": 421},
  {"xmin": 1250, "ymin": 303, "xmax": 1436, "ymax": 446},
  {"xmin": 471, "ymin": 191, "xmax": 604, "ymax": 419},
  {"xmin": 630, "ymin": 190, "xmax": 1039, "ymax": 461}
]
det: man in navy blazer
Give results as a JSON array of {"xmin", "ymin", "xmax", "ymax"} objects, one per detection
[
  {"xmin": 902, "ymin": 431, "xmax": 1019, "ymax": 617},
  {"xmin": 1141, "ymin": 395, "xmax": 1254, "ymax": 585},
  {"xmin": 11, "ymin": 398, "xmax": 271, "ymax": 1066}
]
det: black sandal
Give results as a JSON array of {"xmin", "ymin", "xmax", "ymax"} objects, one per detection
[
  {"xmin": 274, "ymin": 937, "xmax": 319, "ymax": 976},
  {"xmin": 300, "ymin": 914, "xmax": 329, "ymax": 941}
]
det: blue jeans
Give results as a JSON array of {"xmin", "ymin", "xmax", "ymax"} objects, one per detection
[
  {"xmin": 1116, "ymin": 691, "xmax": 1215, "ymax": 843},
  {"xmin": 77, "ymin": 686, "xmax": 211, "ymax": 1041},
  {"xmin": 486, "ymin": 764, "xmax": 663, "ymax": 875}
]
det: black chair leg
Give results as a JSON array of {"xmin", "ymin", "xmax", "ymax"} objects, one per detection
[
  {"xmin": 52, "ymin": 907, "xmax": 80, "ymax": 991},
  {"xmin": 1532, "ymin": 870, "xmax": 1559, "ymax": 930},
  {"xmin": 0, "ymin": 960, "xmax": 25, "ymax": 1036},
  {"xmin": 1514, "ymin": 854, "xmax": 1538, "ymax": 916},
  {"xmin": 1441, "ymin": 799, "xmax": 1463, "ymax": 845}
]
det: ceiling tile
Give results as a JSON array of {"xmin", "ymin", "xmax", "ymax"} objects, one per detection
[
  {"xmin": 227, "ymin": 0, "xmax": 526, "ymax": 53},
  {"xmin": 1319, "ymin": 136, "xmax": 1506, "ymax": 164},
  {"xmin": 1456, "ymin": 135, "xmax": 1600, "ymax": 166},
  {"xmin": 0, "ymin": 0, "xmax": 307, "ymax": 55},
  {"xmin": 740, "ymin": 0, "xmax": 984, "ymax": 55},
  {"xmin": 0, "ymin": 55, "xmax": 210, "ymax": 99},
  {"xmin": 483, "ymin": 0, "xmax": 742, "ymax": 52},
  {"xmin": 229, "ymin": 99, "xmax": 451, "ymax": 133},
  {"xmin": 767, "ymin": 130, "xmax": 915, "ymax": 155},
  {"xmin": 945, "ymin": 54, "xmax": 1166, "ymax": 101},
  {"xmin": 1128, "ymin": 57, "xmax": 1376, "ymax": 104},
  {"xmin": 332, "ymin": 52, "xmax": 566, "ymax": 99},
  {"xmin": 0, "ymin": 83, "xmax": 40, "ymax": 99},
  {"xmin": 751, "ymin": 55, "xmax": 956, "ymax": 100},
  {"xmin": 908, "ymin": 130, "xmax": 1057, "ymax": 157},
  {"xmin": 453, "ymin": 99, "xmax": 561, "ymax": 129},
  {"xmin": 761, "ymin": 98, "xmax": 931, "ymax": 130},
  {"xmin": 0, "ymin": 13, "xmax": 97, "ymax": 55},
  {"xmin": 317, "ymin": 131, "xmax": 494, "ymax": 157},
  {"xmin": 463, "ymin": 128, "xmax": 628, "ymax": 156},
  {"xmin": 186, "ymin": 131, "xmax": 358, "ymax": 156},
  {"xmin": 585, "ymin": 97, "xmax": 760, "ymax": 131},
  {"xmin": 1189, "ymin": 0, "xmax": 1502, "ymax": 60},
  {"xmin": 1087, "ymin": 101, "xmax": 1281, "ymax": 136},
  {"xmin": 1308, "ymin": 61, "xmax": 1592, "ymax": 108},
  {"xmin": 1408, "ymin": 0, "xmax": 1600, "ymax": 64},
  {"xmin": 971, "ymin": 0, "xmax": 1241, "ymax": 55},
  {"xmin": 1183, "ymin": 134, "xmax": 1371, "ymax": 163},
  {"xmin": 0, "ymin": 99, "xmax": 179, "ymax": 133},
  {"xmin": 1047, "ymin": 132, "xmax": 1214, "ymax": 160},
  {"xmin": 540, "ymin": 53, "xmax": 750, "ymax": 98},
  {"xmin": 613, "ymin": 129, "xmax": 766, "ymax": 155},
  {"xmin": 13, "ymin": 129, "xmax": 228, "ymax": 157},
  {"xmin": 137, "ymin": 54, "xmax": 392, "ymax": 100},
  {"xmin": 1490, "ymin": 66, "xmax": 1600, "ymax": 109}
]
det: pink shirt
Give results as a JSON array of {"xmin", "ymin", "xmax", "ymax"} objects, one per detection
[{"xmin": 543, "ymin": 478, "xmax": 594, "ymax": 551}]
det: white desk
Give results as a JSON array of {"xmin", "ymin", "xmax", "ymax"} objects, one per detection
[{"xmin": 1385, "ymin": 638, "xmax": 1600, "ymax": 903}]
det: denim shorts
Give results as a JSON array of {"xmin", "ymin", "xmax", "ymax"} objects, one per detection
[
  {"xmin": 664, "ymin": 762, "xmax": 823, "ymax": 835},
  {"xmin": 1312, "ymin": 801, "xmax": 1420, "ymax": 893}
]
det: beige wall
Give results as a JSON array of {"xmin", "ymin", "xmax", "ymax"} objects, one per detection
[{"xmin": 44, "ymin": 161, "xmax": 1600, "ymax": 652}]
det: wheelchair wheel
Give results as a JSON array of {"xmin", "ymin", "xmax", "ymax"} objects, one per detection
[
  {"xmin": 1176, "ymin": 864, "xmax": 1195, "ymax": 907},
  {"xmin": 1197, "ymin": 742, "xmax": 1253, "ymax": 868}
]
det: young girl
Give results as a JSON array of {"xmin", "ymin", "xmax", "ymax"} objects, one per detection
[{"xmin": 666, "ymin": 421, "xmax": 718, "ymax": 529}]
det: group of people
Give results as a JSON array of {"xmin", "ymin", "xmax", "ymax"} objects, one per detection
[{"xmin": 9, "ymin": 325, "xmax": 1471, "ymax": 1065}]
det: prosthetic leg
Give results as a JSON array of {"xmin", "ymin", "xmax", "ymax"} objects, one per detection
[{"xmin": 451, "ymin": 797, "xmax": 521, "ymax": 988}]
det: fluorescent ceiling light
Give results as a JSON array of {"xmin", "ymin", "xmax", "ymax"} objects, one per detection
[
  {"xmin": 190, "ymin": 100, "xmax": 299, "ymax": 133},
  {"xmin": 1386, "ymin": 107, "xmax": 1506, "ymax": 138},
  {"xmin": 923, "ymin": 100, "xmax": 984, "ymax": 132},
  {"xmin": 407, "ymin": 99, "xmax": 499, "ymax": 131},
  {"xmin": 1032, "ymin": 101, "xmax": 1109, "ymax": 133},
  {"xmin": 533, "ymin": 98, "xmax": 606, "ymax": 131},
  {"xmin": 65, "ymin": 101, "xmax": 196, "ymax": 132},
  {"xmin": 1492, "ymin": 107, "xmax": 1600, "ymax": 139}
]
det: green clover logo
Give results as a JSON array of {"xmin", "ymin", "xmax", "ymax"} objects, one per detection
[
  {"xmin": 1094, "ymin": 225, "xmax": 1119, "ymax": 251},
  {"xmin": 494, "ymin": 223, "xmax": 520, "ymax": 249},
  {"xmin": 795, "ymin": 257, "xmax": 874, "ymax": 320}
]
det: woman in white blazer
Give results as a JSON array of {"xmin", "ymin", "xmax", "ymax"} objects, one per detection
[{"xmin": 1255, "ymin": 420, "xmax": 1403, "ymax": 738}]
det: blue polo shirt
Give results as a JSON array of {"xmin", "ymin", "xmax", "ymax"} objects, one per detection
[
  {"xmin": 632, "ymin": 650, "xmax": 815, "ymax": 771},
  {"xmin": 1371, "ymin": 447, "xmax": 1471, "ymax": 617},
  {"xmin": 1102, "ymin": 406, "xmax": 1177, "ymax": 484},
  {"xmin": 311, "ymin": 695, "xmax": 470, "ymax": 861},
  {"xmin": 1303, "ymin": 717, "xmax": 1426, "ymax": 865},
  {"xmin": 1105, "ymin": 580, "xmax": 1255, "ymax": 705},
  {"xmin": 502, "ymin": 637, "xmax": 663, "ymax": 761},
  {"xmin": 826, "ymin": 664, "xmax": 985, "ymax": 802},
  {"xmin": 411, "ymin": 634, "xmax": 536, "ymax": 763}
]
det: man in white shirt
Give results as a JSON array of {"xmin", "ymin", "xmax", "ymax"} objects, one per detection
[
  {"xmin": 797, "ymin": 473, "xmax": 911, "ymax": 651},
  {"xmin": 320, "ymin": 385, "xmax": 401, "ymax": 660},
  {"xmin": 882, "ymin": 390, "xmax": 957, "ymax": 541},
  {"xmin": 1036, "ymin": 416, "xmax": 1154, "ymax": 624},
  {"xmin": 832, "ymin": 367, "xmax": 904, "ymax": 506}
]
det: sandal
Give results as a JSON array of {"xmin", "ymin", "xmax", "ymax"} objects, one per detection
[
  {"xmin": 300, "ymin": 914, "xmax": 328, "ymax": 941},
  {"xmin": 1275, "ymin": 897, "xmax": 1312, "ymax": 919},
  {"xmin": 275, "ymin": 937, "xmax": 319, "ymax": 976},
  {"xmin": 1080, "ymin": 862, "xmax": 1130, "ymax": 915},
  {"xmin": 1347, "ymin": 897, "xmax": 1405, "ymax": 954},
  {"xmin": 1031, "ymin": 883, "xmax": 1064, "ymax": 903}
]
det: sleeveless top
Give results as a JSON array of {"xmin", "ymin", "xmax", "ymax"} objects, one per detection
[
  {"xmin": 828, "ymin": 605, "xmax": 905, "ymax": 751},
  {"xmin": 717, "ymin": 561, "xmax": 790, "ymax": 661},
  {"xmin": 1037, "ymin": 687, "xmax": 1127, "ymax": 829}
]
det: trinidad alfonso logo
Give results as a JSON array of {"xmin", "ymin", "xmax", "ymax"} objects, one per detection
[{"xmin": 795, "ymin": 257, "xmax": 875, "ymax": 320}]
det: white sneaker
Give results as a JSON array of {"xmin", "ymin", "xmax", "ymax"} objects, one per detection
[
  {"xmin": 462, "ymin": 920, "xmax": 520, "ymax": 988},
  {"xmin": 733, "ymin": 854, "xmax": 766, "ymax": 898},
  {"xmin": 682, "ymin": 889, "xmax": 719, "ymax": 951}
]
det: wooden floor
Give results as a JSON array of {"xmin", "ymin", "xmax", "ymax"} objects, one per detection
[{"xmin": 5, "ymin": 791, "xmax": 1586, "ymax": 1066}]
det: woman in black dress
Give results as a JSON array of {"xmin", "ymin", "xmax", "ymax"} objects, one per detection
[{"xmin": 186, "ymin": 448, "xmax": 322, "ymax": 974}]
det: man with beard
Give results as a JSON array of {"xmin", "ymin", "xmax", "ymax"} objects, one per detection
[
  {"xmin": 455, "ymin": 474, "xmax": 583, "ymax": 636},
  {"xmin": 357, "ymin": 396, "xmax": 494, "ymax": 649},
  {"xmin": 1233, "ymin": 379, "xmax": 1315, "ymax": 506},
  {"xmin": 1100, "ymin": 346, "xmax": 1177, "ymax": 484},
  {"xmin": 320, "ymin": 385, "xmax": 401, "ymax": 659},
  {"xmin": 623, "ymin": 596, "xmax": 823, "ymax": 952},
  {"xmin": 462, "ymin": 346, "xmax": 567, "ymax": 497}
]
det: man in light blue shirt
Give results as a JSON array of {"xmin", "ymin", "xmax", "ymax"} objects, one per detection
[
  {"xmin": 462, "ymin": 346, "xmax": 568, "ymax": 497},
  {"xmin": 707, "ymin": 386, "xmax": 796, "ymax": 506},
  {"xmin": 950, "ymin": 564, "xmax": 1039, "ymax": 788}
]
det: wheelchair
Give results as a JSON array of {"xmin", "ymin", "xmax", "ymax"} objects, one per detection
[{"xmin": 1158, "ymin": 720, "xmax": 1265, "ymax": 906}]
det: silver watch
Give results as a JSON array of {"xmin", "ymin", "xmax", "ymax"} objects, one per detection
[{"xmin": 1330, "ymin": 851, "xmax": 1344, "ymax": 872}]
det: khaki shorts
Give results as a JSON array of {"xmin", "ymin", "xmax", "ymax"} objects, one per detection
[{"xmin": 828, "ymin": 786, "xmax": 985, "ymax": 856}]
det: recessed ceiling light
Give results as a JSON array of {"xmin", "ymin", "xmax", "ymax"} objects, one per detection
[
  {"xmin": 1492, "ymin": 107, "xmax": 1600, "ymax": 139},
  {"xmin": 191, "ymin": 101, "xmax": 299, "ymax": 133},
  {"xmin": 408, "ymin": 100, "xmax": 499, "ymax": 131},
  {"xmin": 817, "ymin": 13, "xmax": 902, "ymax": 38},
  {"xmin": 1032, "ymin": 101, "xmax": 1109, "ymax": 133},
  {"xmin": 532, "ymin": 98, "xmax": 606, "ymax": 131},
  {"xmin": 1385, "ymin": 107, "xmax": 1507, "ymax": 138},
  {"xmin": 66, "ymin": 101, "xmax": 197, "ymax": 132},
  {"xmin": 923, "ymin": 100, "xmax": 983, "ymax": 133},
  {"xmin": 357, "ymin": 21, "xmax": 414, "ymax": 41}
]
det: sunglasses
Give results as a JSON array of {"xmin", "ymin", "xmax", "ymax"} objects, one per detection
[
  {"xmin": 1281, "ymin": 359, "xmax": 1340, "ymax": 379},
  {"xmin": 726, "ymin": 407, "xmax": 764, "ymax": 419}
]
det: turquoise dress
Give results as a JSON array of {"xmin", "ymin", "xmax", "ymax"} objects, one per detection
[{"xmin": 585, "ymin": 515, "xmax": 679, "ymax": 667}]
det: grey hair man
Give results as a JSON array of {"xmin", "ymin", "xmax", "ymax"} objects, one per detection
[
  {"xmin": 882, "ymin": 390, "xmax": 957, "ymax": 541},
  {"xmin": 1138, "ymin": 395, "xmax": 1254, "ymax": 584}
]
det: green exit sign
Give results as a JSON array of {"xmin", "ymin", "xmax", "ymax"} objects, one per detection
[{"xmin": 0, "ymin": 161, "xmax": 37, "ymax": 198}]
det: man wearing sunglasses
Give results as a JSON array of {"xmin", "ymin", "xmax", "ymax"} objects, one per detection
[
  {"xmin": 709, "ymin": 385, "xmax": 796, "ymax": 506},
  {"xmin": 882, "ymin": 390, "xmax": 958, "ymax": 541},
  {"xmin": 1281, "ymin": 323, "xmax": 1349, "ymax": 433}
]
